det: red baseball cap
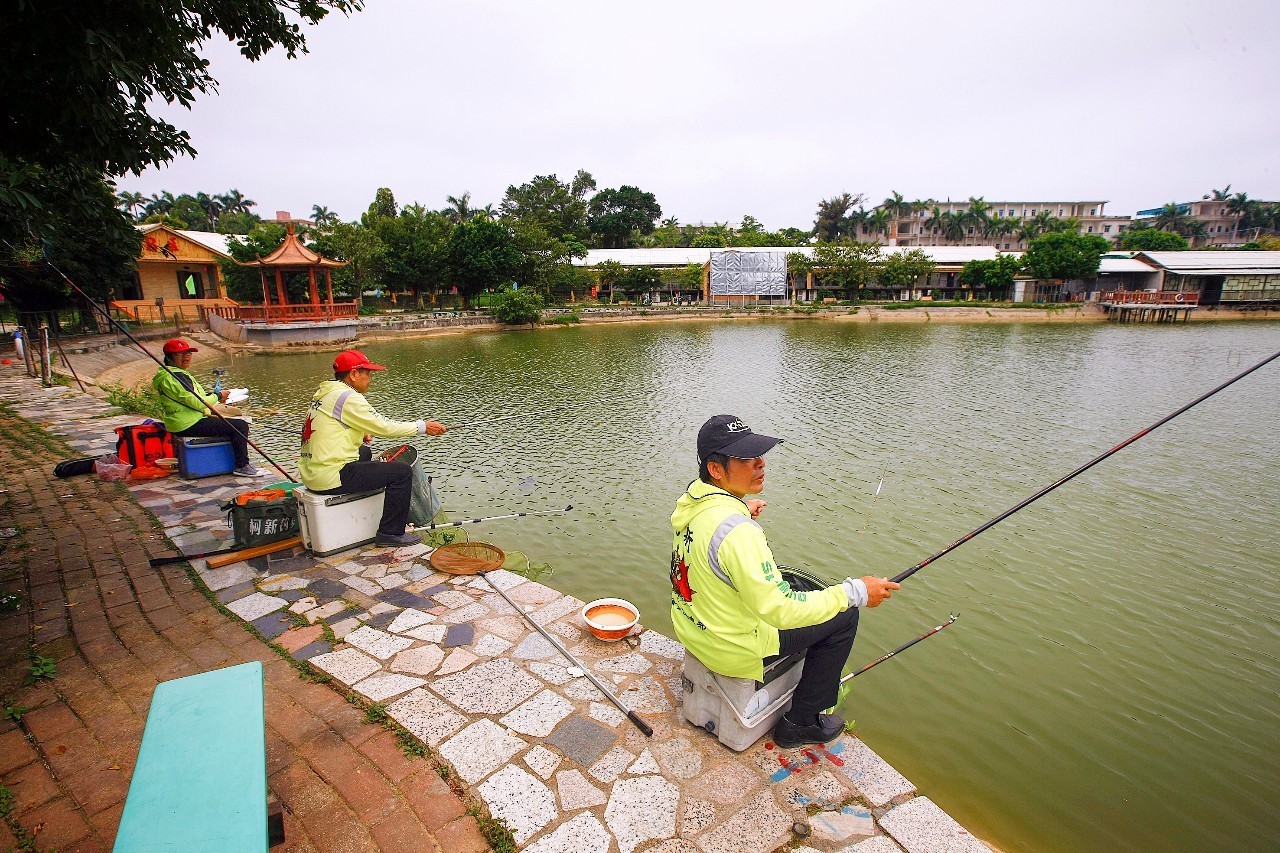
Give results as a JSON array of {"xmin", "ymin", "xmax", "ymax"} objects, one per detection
[
  {"xmin": 162, "ymin": 339, "xmax": 198, "ymax": 355},
  {"xmin": 333, "ymin": 349, "xmax": 386, "ymax": 373}
]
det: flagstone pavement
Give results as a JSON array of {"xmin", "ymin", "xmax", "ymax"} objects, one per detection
[{"xmin": 0, "ymin": 362, "xmax": 989, "ymax": 852}]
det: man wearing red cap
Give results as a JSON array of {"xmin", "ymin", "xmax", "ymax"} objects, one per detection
[
  {"xmin": 153, "ymin": 339, "xmax": 264, "ymax": 477},
  {"xmin": 298, "ymin": 349, "xmax": 447, "ymax": 547}
]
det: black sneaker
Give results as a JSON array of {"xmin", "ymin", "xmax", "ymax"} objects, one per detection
[
  {"xmin": 374, "ymin": 531, "xmax": 420, "ymax": 547},
  {"xmin": 772, "ymin": 713, "xmax": 845, "ymax": 749}
]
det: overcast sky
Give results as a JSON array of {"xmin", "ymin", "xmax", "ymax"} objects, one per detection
[{"xmin": 118, "ymin": 0, "xmax": 1280, "ymax": 230}]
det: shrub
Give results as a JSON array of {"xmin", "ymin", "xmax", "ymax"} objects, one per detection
[{"xmin": 489, "ymin": 287, "xmax": 545, "ymax": 327}]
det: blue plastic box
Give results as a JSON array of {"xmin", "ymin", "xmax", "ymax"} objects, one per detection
[{"xmin": 176, "ymin": 436, "xmax": 236, "ymax": 479}]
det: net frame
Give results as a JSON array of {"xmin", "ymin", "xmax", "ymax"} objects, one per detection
[{"xmin": 429, "ymin": 541, "xmax": 505, "ymax": 575}]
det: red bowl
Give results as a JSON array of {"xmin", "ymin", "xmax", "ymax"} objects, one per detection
[{"xmin": 581, "ymin": 598, "xmax": 639, "ymax": 641}]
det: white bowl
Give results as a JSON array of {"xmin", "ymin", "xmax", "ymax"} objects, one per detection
[{"xmin": 581, "ymin": 598, "xmax": 639, "ymax": 641}]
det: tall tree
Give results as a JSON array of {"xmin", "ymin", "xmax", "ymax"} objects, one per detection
[
  {"xmin": 311, "ymin": 205, "xmax": 338, "ymax": 229},
  {"xmin": 378, "ymin": 205, "xmax": 452, "ymax": 307},
  {"xmin": 444, "ymin": 218, "xmax": 520, "ymax": 307},
  {"xmin": 876, "ymin": 249, "xmax": 935, "ymax": 298},
  {"xmin": 220, "ymin": 188, "xmax": 255, "ymax": 214},
  {"xmin": 880, "ymin": 191, "xmax": 910, "ymax": 241},
  {"xmin": 500, "ymin": 174, "xmax": 591, "ymax": 241},
  {"xmin": 117, "ymin": 190, "xmax": 147, "ymax": 221},
  {"xmin": 1152, "ymin": 203, "xmax": 1192, "ymax": 235},
  {"xmin": 444, "ymin": 192, "xmax": 475, "ymax": 224},
  {"xmin": 587, "ymin": 185, "xmax": 662, "ymax": 249},
  {"xmin": 1117, "ymin": 229, "xmax": 1190, "ymax": 251},
  {"xmin": 963, "ymin": 197, "xmax": 992, "ymax": 245},
  {"xmin": 365, "ymin": 187, "xmax": 398, "ymax": 223},
  {"xmin": 1023, "ymin": 232, "xmax": 1109, "ymax": 281},
  {"xmin": 1, "ymin": 0, "xmax": 362, "ymax": 316},
  {"xmin": 814, "ymin": 193, "xmax": 863, "ymax": 242},
  {"xmin": 924, "ymin": 206, "xmax": 946, "ymax": 245},
  {"xmin": 1225, "ymin": 192, "xmax": 1251, "ymax": 242}
]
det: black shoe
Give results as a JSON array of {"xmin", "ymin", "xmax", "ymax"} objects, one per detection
[
  {"xmin": 772, "ymin": 713, "xmax": 845, "ymax": 749},
  {"xmin": 374, "ymin": 531, "xmax": 420, "ymax": 547}
]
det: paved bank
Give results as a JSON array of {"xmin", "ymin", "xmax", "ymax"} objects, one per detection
[
  {"xmin": 0, "ymin": 369, "xmax": 486, "ymax": 852},
  {"xmin": 0, "ymin": 363, "xmax": 990, "ymax": 852}
]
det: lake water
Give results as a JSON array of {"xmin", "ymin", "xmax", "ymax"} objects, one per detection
[{"xmin": 214, "ymin": 319, "xmax": 1280, "ymax": 852}]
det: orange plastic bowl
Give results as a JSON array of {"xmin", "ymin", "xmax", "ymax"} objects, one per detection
[{"xmin": 581, "ymin": 598, "xmax": 639, "ymax": 641}]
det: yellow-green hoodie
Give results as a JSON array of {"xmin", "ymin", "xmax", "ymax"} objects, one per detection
[
  {"xmin": 297, "ymin": 380, "xmax": 425, "ymax": 491},
  {"xmin": 669, "ymin": 479, "xmax": 851, "ymax": 680},
  {"xmin": 152, "ymin": 365, "xmax": 216, "ymax": 433}
]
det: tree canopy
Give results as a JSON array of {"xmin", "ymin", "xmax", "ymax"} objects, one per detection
[
  {"xmin": 444, "ymin": 219, "xmax": 520, "ymax": 307},
  {"xmin": 1117, "ymin": 229, "xmax": 1190, "ymax": 251},
  {"xmin": 1022, "ymin": 232, "xmax": 1109, "ymax": 281},
  {"xmin": 1, "ymin": 0, "xmax": 362, "ymax": 313},
  {"xmin": 587, "ymin": 186, "xmax": 662, "ymax": 248}
]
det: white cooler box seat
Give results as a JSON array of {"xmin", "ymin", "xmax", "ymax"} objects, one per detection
[
  {"xmin": 681, "ymin": 651, "xmax": 805, "ymax": 751},
  {"xmin": 294, "ymin": 486, "xmax": 385, "ymax": 557}
]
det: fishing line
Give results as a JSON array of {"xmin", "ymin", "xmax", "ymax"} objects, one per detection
[
  {"xmin": 20, "ymin": 250, "xmax": 298, "ymax": 482},
  {"xmin": 892, "ymin": 349, "xmax": 1280, "ymax": 585},
  {"xmin": 856, "ymin": 456, "xmax": 891, "ymax": 537}
]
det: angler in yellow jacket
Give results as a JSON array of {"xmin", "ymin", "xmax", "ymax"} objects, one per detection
[
  {"xmin": 670, "ymin": 415, "xmax": 899, "ymax": 749},
  {"xmin": 299, "ymin": 349, "xmax": 447, "ymax": 547},
  {"xmin": 153, "ymin": 339, "xmax": 264, "ymax": 477}
]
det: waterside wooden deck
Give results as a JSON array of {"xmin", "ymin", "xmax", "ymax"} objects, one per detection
[{"xmin": 1099, "ymin": 290, "xmax": 1197, "ymax": 323}]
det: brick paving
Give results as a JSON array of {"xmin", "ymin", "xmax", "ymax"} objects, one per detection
[
  {"xmin": 0, "ymin": 372, "xmax": 486, "ymax": 851},
  {"xmin": 0, "ymin": 358, "xmax": 988, "ymax": 853}
]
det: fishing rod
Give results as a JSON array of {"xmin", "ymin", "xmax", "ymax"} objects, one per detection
[
  {"xmin": 839, "ymin": 613, "xmax": 959, "ymax": 684},
  {"xmin": 892, "ymin": 348, "xmax": 1280, "ymax": 584},
  {"xmin": 425, "ymin": 505, "xmax": 573, "ymax": 530},
  {"xmin": 26, "ymin": 252, "xmax": 297, "ymax": 482}
]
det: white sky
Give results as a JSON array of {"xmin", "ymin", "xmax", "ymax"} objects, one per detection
[{"xmin": 117, "ymin": 0, "xmax": 1280, "ymax": 230}]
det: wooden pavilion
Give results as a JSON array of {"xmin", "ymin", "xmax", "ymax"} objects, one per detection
[{"xmin": 234, "ymin": 223, "xmax": 355, "ymax": 322}]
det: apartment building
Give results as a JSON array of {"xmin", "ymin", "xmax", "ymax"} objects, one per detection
[
  {"xmin": 875, "ymin": 199, "xmax": 1130, "ymax": 251},
  {"xmin": 1132, "ymin": 199, "xmax": 1272, "ymax": 247}
]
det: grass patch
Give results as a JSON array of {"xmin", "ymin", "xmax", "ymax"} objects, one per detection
[
  {"xmin": 24, "ymin": 654, "xmax": 56, "ymax": 685},
  {"xmin": 103, "ymin": 382, "xmax": 165, "ymax": 419},
  {"xmin": 546, "ymin": 313, "xmax": 581, "ymax": 325}
]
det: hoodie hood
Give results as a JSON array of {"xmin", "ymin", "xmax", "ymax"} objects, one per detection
[
  {"xmin": 671, "ymin": 479, "xmax": 748, "ymax": 531},
  {"xmin": 313, "ymin": 379, "xmax": 345, "ymax": 402}
]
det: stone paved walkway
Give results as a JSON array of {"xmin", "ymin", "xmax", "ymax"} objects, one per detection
[
  {"xmin": 0, "ymin": 368, "xmax": 486, "ymax": 852},
  {"xmin": 0, "ymin": 361, "xmax": 990, "ymax": 852}
]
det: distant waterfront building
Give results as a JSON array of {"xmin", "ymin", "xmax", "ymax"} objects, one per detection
[
  {"xmin": 879, "ymin": 200, "xmax": 1130, "ymax": 251},
  {"xmin": 1132, "ymin": 199, "xmax": 1275, "ymax": 247}
]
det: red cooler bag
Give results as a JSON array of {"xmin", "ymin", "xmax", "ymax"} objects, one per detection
[{"xmin": 115, "ymin": 423, "xmax": 176, "ymax": 470}]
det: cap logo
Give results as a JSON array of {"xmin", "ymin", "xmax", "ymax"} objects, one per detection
[{"xmin": 726, "ymin": 420, "xmax": 749, "ymax": 433}]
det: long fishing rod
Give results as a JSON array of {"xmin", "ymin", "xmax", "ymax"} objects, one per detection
[
  {"xmin": 440, "ymin": 403, "xmax": 578, "ymax": 431},
  {"xmin": 33, "ymin": 254, "xmax": 297, "ymax": 482},
  {"xmin": 424, "ymin": 505, "xmax": 573, "ymax": 530},
  {"xmin": 839, "ymin": 613, "xmax": 958, "ymax": 684},
  {"xmin": 892, "ymin": 348, "xmax": 1280, "ymax": 584}
]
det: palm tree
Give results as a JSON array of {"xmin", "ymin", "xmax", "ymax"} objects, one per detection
[
  {"xmin": 1030, "ymin": 210, "xmax": 1057, "ymax": 237},
  {"xmin": 864, "ymin": 209, "xmax": 891, "ymax": 241},
  {"xmin": 145, "ymin": 191, "xmax": 175, "ymax": 217},
  {"xmin": 1225, "ymin": 192, "xmax": 1251, "ymax": 242},
  {"xmin": 444, "ymin": 192, "xmax": 473, "ymax": 224},
  {"xmin": 941, "ymin": 211, "xmax": 967, "ymax": 245},
  {"xmin": 880, "ymin": 191, "xmax": 910, "ymax": 241},
  {"xmin": 964, "ymin": 197, "xmax": 992, "ymax": 246},
  {"xmin": 843, "ymin": 208, "xmax": 869, "ymax": 241},
  {"xmin": 476, "ymin": 204, "xmax": 496, "ymax": 221},
  {"xmin": 1015, "ymin": 221, "xmax": 1040, "ymax": 245},
  {"xmin": 311, "ymin": 205, "xmax": 338, "ymax": 228},
  {"xmin": 117, "ymin": 191, "xmax": 146, "ymax": 220},
  {"xmin": 194, "ymin": 191, "xmax": 222, "ymax": 231},
  {"xmin": 220, "ymin": 189, "xmax": 255, "ymax": 214},
  {"xmin": 814, "ymin": 193, "xmax": 862, "ymax": 242},
  {"xmin": 1153, "ymin": 202, "xmax": 1192, "ymax": 235},
  {"xmin": 923, "ymin": 206, "xmax": 945, "ymax": 245},
  {"xmin": 1205, "ymin": 184, "xmax": 1232, "ymax": 201}
]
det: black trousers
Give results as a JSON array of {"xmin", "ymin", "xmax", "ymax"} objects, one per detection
[
  {"xmin": 769, "ymin": 607, "xmax": 859, "ymax": 722},
  {"xmin": 325, "ymin": 459, "xmax": 413, "ymax": 536},
  {"xmin": 175, "ymin": 417, "xmax": 250, "ymax": 468}
]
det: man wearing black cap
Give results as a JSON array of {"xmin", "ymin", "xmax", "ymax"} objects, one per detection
[{"xmin": 670, "ymin": 414, "xmax": 900, "ymax": 749}]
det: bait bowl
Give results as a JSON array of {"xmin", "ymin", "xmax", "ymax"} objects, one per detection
[{"xmin": 581, "ymin": 598, "xmax": 639, "ymax": 641}]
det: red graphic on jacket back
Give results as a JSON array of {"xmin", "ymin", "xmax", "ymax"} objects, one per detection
[
  {"xmin": 670, "ymin": 550, "xmax": 695, "ymax": 601},
  {"xmin": 301, "ymin": 416, "xmax": 314, "ymax": 444}
]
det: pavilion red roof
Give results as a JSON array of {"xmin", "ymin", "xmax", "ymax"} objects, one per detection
[{"xmin": 235, "ymin": 223, "xmax": 347, "ymax": 269}]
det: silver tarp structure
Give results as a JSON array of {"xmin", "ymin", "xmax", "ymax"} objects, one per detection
[{"xmin": 709, "ymin": 251, "xmax": 787, "ymax": 300}]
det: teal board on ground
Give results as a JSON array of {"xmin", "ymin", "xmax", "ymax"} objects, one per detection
[{"xmin": 113, "ymin": 661, "xmax": 267, "ymax": 852}]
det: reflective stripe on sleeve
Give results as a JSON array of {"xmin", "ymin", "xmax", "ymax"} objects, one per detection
[
  {"xmin": 331, "ymin": 390, "xmax": 354, "ymax": 424},
  {"xmin": 707, "ymin": 514, "xmax": 759, "ymax": 589}
]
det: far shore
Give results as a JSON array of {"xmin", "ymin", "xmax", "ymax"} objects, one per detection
[{"xmin": 64, "ymin": 302, "xmax": 1279, "ymax": 390}]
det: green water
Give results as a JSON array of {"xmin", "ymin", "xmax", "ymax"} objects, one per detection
[{"xmin": 214, "ymin": 320, "xmax": 1280, "ymax": 852}]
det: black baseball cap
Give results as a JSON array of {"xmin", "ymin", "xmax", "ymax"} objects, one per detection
[{"xmin": 697, "ymin": 415, "xmax": 783, "ymax": 462}]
